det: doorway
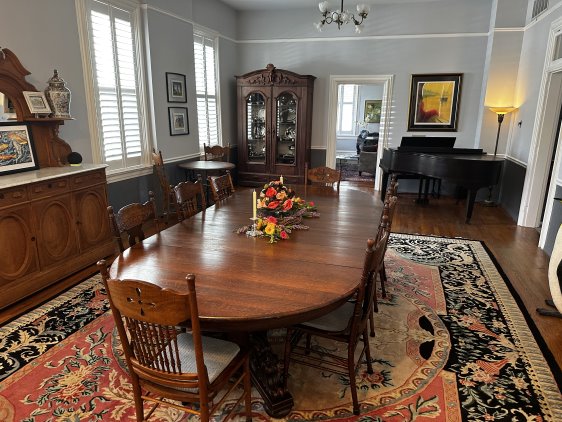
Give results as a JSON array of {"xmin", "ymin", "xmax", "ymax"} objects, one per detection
[{"xmin": 326, "ymin": 75, "xmax": 394, "ymax": 191}]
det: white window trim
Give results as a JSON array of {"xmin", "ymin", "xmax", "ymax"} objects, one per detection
[
  {"xmin": 75, "ymin": 0, "xmax": 153, "ymax": 181},
  {"xmin": 193, "ymin": 28, "xmax": 222, "ymax": 152},
  {"xmin": 336, "ymin": 84, "xmax": 358, "ymax": 136}
]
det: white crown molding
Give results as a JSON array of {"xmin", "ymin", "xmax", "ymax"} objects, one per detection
[{"xmin": 494, "ymin": 27, "xmax": 525, "ymax": 33}]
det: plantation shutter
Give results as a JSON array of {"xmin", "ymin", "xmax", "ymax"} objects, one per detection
[
  {"xmin": 194, "ymin": 32, "xmax": 219, "ymax": 152},
  {"xmin": 89, "ymin": 0, "xmax": 143, "ymax": 170}
]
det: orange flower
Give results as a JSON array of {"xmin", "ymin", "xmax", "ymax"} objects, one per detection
[
  {"xmin": 282, "ymin": 199, "xmax": 293, "ymax": 211},
  {"xmin": 267, "ymin": 201, "xmax": 280, "ymax": 209},
  {"xmin": 276, "ymin": 191, "xmax": 287, "ymax": 200},
  {"xmin": 265, "ymin": 187, "xmax": 277, "ymax": 198},
  {"xmin": 265, "ymin": 223, "xmax": 276, "ymax": 235},
  {"xmin": 257, "ymin": 199, "xmax": 266, "ymax": 208},
  {"xmin": 280, "ymin": 231, "xmax": 289, "ymax": 239},
  {"xmin": 266, "ymin": 216, "xmax": 278, "ymax": 224}
]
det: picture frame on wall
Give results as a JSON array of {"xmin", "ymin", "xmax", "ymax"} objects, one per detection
[
  {"xmin": 166, "ymin": 72, "xmax": 187, "ymax": 103},
  {"xmin": 407, "ymin": 73, "xmax": 462, "ymax": 131},
  {"xmin": 0, "ymin": 122, "xmax": 39, "ymax": 174},
  {"xmin": 364, "ymin": 100, "xmax": 382, "ymax": 123},
  {"xmin": 168, "ymin": 107, "xmax": 189, "ymax": 136},
  {"xmin": 23, "ymin": 91, "xmax": 51, "ymax": 114}
]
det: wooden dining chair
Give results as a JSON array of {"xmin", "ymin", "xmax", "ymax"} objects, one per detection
[
  {"xmin": 97, "ymin": 261, "xmax": 253, "ymax": 422},
  {"xmin": 208, "ymin": 170, "xmax": 235, "ymax": 202},
  {"xmin": 108, "ymin": 191, "xmax": 159, "ymax": 253},
  {"xmin": 306, "ymin": 163, "xmax": 341, "ymax": 190},
  {"xmin": 283, "ymin": 226, "xmax": 389, "ymax": 416},
  {"xmin": 204, "ymin": 143, "xmax": 231, "ymax": 162},
  {"xmin": 174, "ymin": 177, "xmax": 206, "ymax": 221},
  {"xmin": 151, "ymin": 148, "xmax": 177, "ymax": 223}
]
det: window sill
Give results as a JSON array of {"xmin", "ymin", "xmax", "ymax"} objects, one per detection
[{"xmin": 106, "ymin": 166, "xmax": 153, "ymax": 184}]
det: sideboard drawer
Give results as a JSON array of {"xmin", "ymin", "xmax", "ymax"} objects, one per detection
[
  {"xmin": 29, "ymin": 178, "xmax": 69, "ymax": 199},
  {"xmin": 0, "ymin": 187, "xmax": 28, "ymax": 209},
  {"xmin": 71, "ymin": 169, "xmax": 106, "ymax": 189}
]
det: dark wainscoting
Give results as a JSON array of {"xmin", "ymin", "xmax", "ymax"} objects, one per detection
[
  {"xmin": 499, "ymin": 158, "xmax": 526, "ymax": 222},
  {"xmin": 542, "ymin": 184, "xmax": 562, "ymax": 255}
]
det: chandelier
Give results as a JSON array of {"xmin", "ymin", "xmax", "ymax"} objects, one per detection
[{"xmin": 315, "ymin": 1, "xmax": 370, "ymax": 33}]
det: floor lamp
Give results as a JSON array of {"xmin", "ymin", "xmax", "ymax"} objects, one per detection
[{"xmin": 484, "ymin": 106, "xmax": 517, "ymax": 206}]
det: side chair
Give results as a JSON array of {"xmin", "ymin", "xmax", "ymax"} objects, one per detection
[
  {"xmin": 174, "ymin": 176, "xmax": 206, "ymax": 221},
  {"xmin": 306, "ymin": 163, "xmax": 341, "ymax": 190},
  {"xmin": 208, "ymin": 170, "xmax": 235, "ymax": 202},
  {"xmin": 283, "ymin": 228, "xmax": 389, "ymax": 416},
  {"xmin": 97, "ymin": 262, "xmax": 253, "ymax": 422},
  {"xmin": 108, "ymin": 191, "xmax": 159, "ymax": 253},
  {"xmin": 204, "ymin": 143, "xmax": 231, "ymax": 162},
  {"xmin": 152, "ymin": 148, "xmax": 177, "ymax": 224}
]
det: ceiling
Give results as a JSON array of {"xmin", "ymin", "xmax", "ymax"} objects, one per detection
[{"xmin": 220, "ymin": 0, "xmax": 440, "ymax": 11}]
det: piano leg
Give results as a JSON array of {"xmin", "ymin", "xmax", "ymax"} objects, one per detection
[
  {"xmin": 415, "ymin": 177, "xmax": 430, "ymax": 204},
  {"xmin": 465, "ymin": 190, "xmax": 477, "ymax": 223},
  {"xmin": 381, "ymin": 171, "xmax": 390, "ymax": 201}
]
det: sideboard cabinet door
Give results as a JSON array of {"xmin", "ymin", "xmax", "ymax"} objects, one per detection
[
  {"xmin": 0, "ymin": 205, "xmax": 39, "ymax": 282},
  {"xmin": 32, "ymin": 194, "xmax": 78, "ymax": 269},
  {"xmin": 73, "ymin": 184, "xmax": 111, "ymax": 252}
]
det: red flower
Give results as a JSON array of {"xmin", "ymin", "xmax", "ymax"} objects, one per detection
[
  {"xmin": 280, "ymin": 231, "xmax": 289, "ymax": 239},
  {"xmin": 282, "ymin": 199, "xmax": 293, "ymax": 211},
  {"xmin": 266, "ymin": 216, "xmax": 278, "ymax": 224},
  {"xmin": 308, "ymin": 201, "xmax": 315, "ymax": 206},
  {"xmin": 267, "ymin": 201, "xmax": 280, "ymax": 209},
  {"xmin": 265, "ymin": 187, "xmax": 277, "ymax": 198}
]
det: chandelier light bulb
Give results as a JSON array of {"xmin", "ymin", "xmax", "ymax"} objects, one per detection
[
  {"xmin": 355, "ymin": 24, "xmax": 362, "ymax": 34},
  {"xmin": 357, "ymin": 4, "xmax": 370, "ymax": 15},
  {"xmin": 314, "ymin": 21, "xmax": 324, "ymax": 31},
  {"xmin": 318, "ymin": 1, "xmax": 329, "ymax": 13}
]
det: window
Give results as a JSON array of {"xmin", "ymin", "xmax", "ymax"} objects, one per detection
[
  {"xmin": 194, "ymin": 31, "xmax": 220, "ymax": 152},
  {"xmin": 77, "ymin": 0, "xmax": 148, "ymax": 174},
  {"xmin": 337, "ymin": 84, "xmax": 358, "ymax": 136}
]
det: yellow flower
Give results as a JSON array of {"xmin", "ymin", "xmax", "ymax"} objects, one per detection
[
  {"xmin": 265, "ymin": 223, "xmax": 276, "ymax": 235},
  {"xmin": 276, "ymin": 191, "xmax": 287, "ymax": 200}
]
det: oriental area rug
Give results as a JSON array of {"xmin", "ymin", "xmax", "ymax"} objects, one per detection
[{"xmin": 1, "ymin": 234, "xmax": 561, "ymax": 421}]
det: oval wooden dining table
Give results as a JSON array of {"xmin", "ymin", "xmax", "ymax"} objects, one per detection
[{"xmin": 109, "ymin": 185, "xmax": 383, "ymax": 417}]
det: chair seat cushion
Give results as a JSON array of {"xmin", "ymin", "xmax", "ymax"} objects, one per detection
[
  {"xmin": 302, "ymin": 301, "xmax": 355, "ymax": 332},
  {"xmin": 177, "ymin": 333, "xmax": 240, "ymax": 384}
]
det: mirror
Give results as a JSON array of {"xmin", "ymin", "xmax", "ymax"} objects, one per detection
[{"xmin": 0, "ymin": 92, "xmax": 17, "ymax": 121}]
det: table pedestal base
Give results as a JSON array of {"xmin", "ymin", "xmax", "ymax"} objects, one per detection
[{"xmin": 250, "ymin": 331, "xmax": 293, "ymax": 418}]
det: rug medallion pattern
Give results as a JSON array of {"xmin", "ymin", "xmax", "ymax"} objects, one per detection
[{"xmin": 0, "ymin": 234, "xmax": 560, "ymax": 421}]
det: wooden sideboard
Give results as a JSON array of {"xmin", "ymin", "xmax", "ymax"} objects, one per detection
[{"xmin": 0, "ymin": 165, "xmax": 114, "ymax": 309}]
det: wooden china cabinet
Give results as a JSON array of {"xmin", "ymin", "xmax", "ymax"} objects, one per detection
[
  {"xmin": 0, "ymin": 48, "xmax": 114, "ymax": 309},
  {"xmin": 236, "ymin": 64, "xmax": 315, "ymax": 185}
]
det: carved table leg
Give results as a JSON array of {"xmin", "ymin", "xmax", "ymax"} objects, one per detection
[{"xmin": 250, "ymin": 331, "xmax": 294, "ymax": 418}]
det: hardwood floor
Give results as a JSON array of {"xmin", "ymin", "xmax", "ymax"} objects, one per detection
[
  {"xmin": 1, "ymin": 180, "xmax": 561, "ymax": 374},
  {"xmin": 347, "ymin": 180, "xmax": 562, "ymax": 371}
]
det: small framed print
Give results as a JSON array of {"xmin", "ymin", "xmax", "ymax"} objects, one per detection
[
  {"xmin": 166, "ymin": 72, "xmax": 187, "ymax": 103},
  {"xmin": 168, "ymin": 107, "xmax": 189, "ymax": 136},
  {"xmin": 23, "ymin": 91, "xmax": 51, "ymax": 114},
  {"xmin": 0, "ymin": 122, "xmax": 39, "ymax": 174}
]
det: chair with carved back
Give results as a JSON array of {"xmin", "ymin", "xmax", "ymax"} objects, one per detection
[
  {"xmin": 97, "ymin": 262, "xmax": 252, "ymax": 422},
  {"xmin": 208, "ymin": 170, "xmax": 235, "ymax": 202},
  {"xmin": 283, "ymin": 223, "xmax": 389, "ymax": 416},
  {"xmin": 306, "ymin": 163, "xmax": 341, "ymax": 190},
  {"xmin": 108, "ymin": 191, "xmax": 159, "ymax": 253},
  {"xmin": 152, "ymin": 148, "xmax": 177, "ymax": 223},
  {"xmin": 174, "ymin": 176, "xmax": 206, "ymax": 222},
  {"xmin": 204, "ymin": 143, "xmax": 231, "ymax": 162}
]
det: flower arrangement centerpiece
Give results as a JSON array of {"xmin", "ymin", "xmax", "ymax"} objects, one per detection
[{"xmin": 236, "ymin": 178, "xmax": 319, "ymax": 243}]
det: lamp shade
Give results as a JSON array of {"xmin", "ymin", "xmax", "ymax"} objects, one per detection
[{"xmin": 489, "ymin": 106, "xmax": 516, "ymax": 115}]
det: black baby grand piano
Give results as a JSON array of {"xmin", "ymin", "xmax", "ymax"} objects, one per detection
[{"xmin": 379, "ymin": 136, "xmax": 504, "ymax": 223}]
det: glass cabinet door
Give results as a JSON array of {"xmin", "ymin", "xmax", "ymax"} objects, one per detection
[
  {"xmin": 246, "ymin": 93, "xmax": 266, "ymax": 163},
  {"xmin": 275, "ymin": 92, "xmax": 297, "ymax": 165}
]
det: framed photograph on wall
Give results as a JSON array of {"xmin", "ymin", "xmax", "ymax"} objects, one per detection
[
  {"xmin": 23, "ymin": 91, "xmax": 51, "ymax": 114},
  {"xmin": 166, "ymin": 72, "xmax": 187, "ymax": 103},
  {"xmin": 0, "ymin": 122, "xmax": 39, "ymax": 174},
  {"xmin": 364, "ymin": 100, "xmax": 382, "ymax": 123},
  {"xmin": 407, "ymin": 73, "xmax": 462, "ymax": 131},
  {"xmin": 168, "ymin": 107, "xmax": 189, "ymax": 136}
]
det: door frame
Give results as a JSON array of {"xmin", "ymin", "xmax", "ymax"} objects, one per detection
[
  {"xmin": 519, "ymin": 16, "xmax": 562, "ymax": 249},
  {"xmin": 326, "ymin": 75, "xmax": 394, "ymax": 191}
]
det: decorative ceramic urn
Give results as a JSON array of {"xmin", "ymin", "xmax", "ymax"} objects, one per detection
[{"xmin": 45, "ymin": 69, "xmax": 71, "ymax": 118}]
